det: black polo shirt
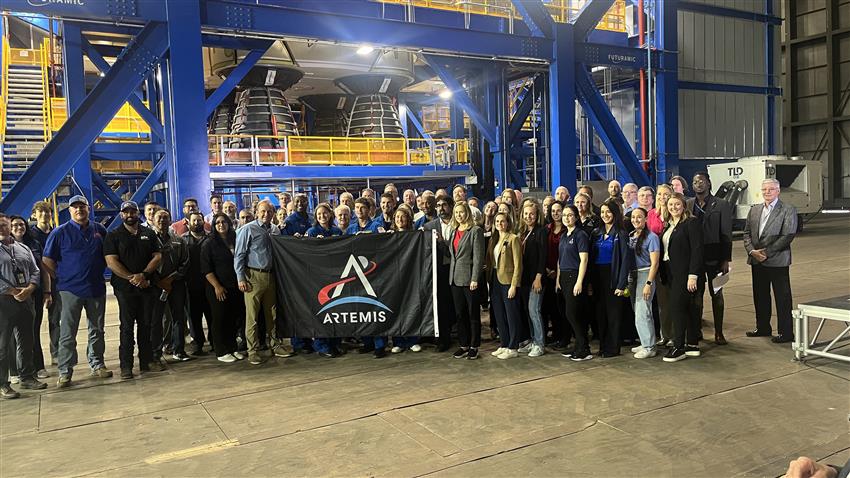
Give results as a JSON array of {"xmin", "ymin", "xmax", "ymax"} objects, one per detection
[
  {"xmin": 182, "ymin": 232, "xmax": 209, "ymax": 290},
  {"xmin": 104, "ymin": 224, "xmax": 162, "ymax": 292}
]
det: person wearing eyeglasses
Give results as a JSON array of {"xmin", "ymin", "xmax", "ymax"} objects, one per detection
[{"xmin": 742, "ymin": 178, "xmax": 798, "ymax": 343}]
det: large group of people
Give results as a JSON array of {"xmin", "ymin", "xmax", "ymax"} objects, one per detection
[{"xmin": 0, "ymin": 175, "xmax": 799, "ymax": 399}]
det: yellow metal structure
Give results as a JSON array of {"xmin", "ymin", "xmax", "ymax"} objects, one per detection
[
  {"xmin": 376, "ymin": 0, "xmax": 626, "ymax": 32},
  {"xmin": 50, "ymin": 98, "xmax": 152, "ymax": 137},
  {"xmin": 208, "ymin": 134, "xmax": 469, "ymax": 167},
  {"xmin": 0, "ymin": 38, "xmax": 9, "ymax": 144}
]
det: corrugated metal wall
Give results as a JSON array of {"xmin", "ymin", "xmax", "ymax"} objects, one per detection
[{"xmin": 676, "ymin": 0, "xmax": 780, "ymax": 161}]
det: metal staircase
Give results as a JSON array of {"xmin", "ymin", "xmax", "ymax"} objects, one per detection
[{"xmin": 1, "ymin": 39, "xmax": 50, "ymax": 197}]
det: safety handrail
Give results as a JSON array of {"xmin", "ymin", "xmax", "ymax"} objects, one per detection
[
  {"xmin": 40, "ymin": 38, "xmax": 51, "ymax": 143},
  {"xmin": 208, "ymin": 134, "xmax": 469, "ymax": 168},
  {"xmin": 1, "ymin": 37, "xmax": 10, "ymax": 197}
]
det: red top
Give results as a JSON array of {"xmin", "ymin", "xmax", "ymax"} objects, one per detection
[
  {"xmin": 646, "ymin": 208, "xmax": 664, "ymax": 235},
  {"xmin": 545, "ymin": 222, "xmax": 565, "ymax": 271},
  {"xmin": 453, "ymin": 229, "xmax": 465, "ymax": 252}
]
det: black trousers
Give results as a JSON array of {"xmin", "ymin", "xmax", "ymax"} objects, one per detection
[
  {"xmin": 694, "ymin": 262, "xmax": 726, "ymax": 336},
  {"xmin": 591, "ymin": 264, "xmax": 626, "ymax": 356},
  {"xmin": 152, "ymin": 281, "xmax": 188, "ymax": 357},
  {"xmin": 451, "ymin": 284, "xmax": 481, "ymax": 348},
  {"xmin": 206, "ymin": 286, "xmax": 245, "ymax": 357},
  {"xmin": 665, "ymin": 263, "xmax": 701, "ymax": 348},
  {"xmin": 187, "ymin": 286, "xmax": 212, "ymax": 348},
  {"xmin": 559, "ymin": 270, "xmax": 589, "ymax": 355},
  {"xmin": 751, "ymin": 264, "xmax": 793, "ymax": 337},
  {"xmin": 115, "ymin": 289, "xmax": 156, "ymax": 370},
  {"xmin": 543, "ymin": 275, "xmax": 569, "ymax": 343},
  {"xmin": 0, "ymin": 296, "xmax": 36, "ymax": 384},
  {"xmin": 489, "ymin": 280, "xmax": 521, "ymax": 349},
  {"xmin": 436, "ymin": 262, "xmax": 455, "ymax": 347}
]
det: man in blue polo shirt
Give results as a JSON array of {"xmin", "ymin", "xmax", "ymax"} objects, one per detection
[{"xmin": 42, "ymin": 195, "xmax": 113, "ymax": 388}]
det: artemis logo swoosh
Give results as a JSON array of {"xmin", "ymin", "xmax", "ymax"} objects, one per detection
[
  {"xmin": 28, "ymin": 0, "xmax": 86, "ymax": 6},
  {"xmin": 316, "ymin": 254, "xmax": 392, "ymax": 315}
]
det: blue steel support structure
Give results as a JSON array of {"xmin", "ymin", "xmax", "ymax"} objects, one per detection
[
  {"xmin": 204, "ymin": 45, "xmax": 272, "ymax": 118},
  {"xmin": 0, "ymin": 22, "xmax": 170, "ymax": 216},
  {"xmin": 163, "ymin": 0, "xmax": 210, "ymax": 215},
  {"xmin": 62, "ymin": 23, "xmax": 93, "ymax": 206},
  {"xmin": 654, "ymin": 0, "xmax": 679, "ymax": 183},
  {"xmin": 549, "ymin": 23, "xmax": 577, "ymax": 193},
  {"xmin": 765, "ymin": 0, "xmax": 776, "ymax": 154}
]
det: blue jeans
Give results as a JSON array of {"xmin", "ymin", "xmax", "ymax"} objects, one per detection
[
  {"xmin": 57, "ymin": 291, "xmax": 107, "ymax": 377},
  {"xmin": 629, "ymin": 269, "xmax": 657, "ymax": 349},
  {"xmin": 521, "ymin": 287, "xmax": 545, "ymax": 347},
  {"xmin": 312, "ymin": 337, "xmax": 341, "ymax": 353}
]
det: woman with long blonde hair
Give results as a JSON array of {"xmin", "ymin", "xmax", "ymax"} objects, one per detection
[
  {"xmin": 448, "ymin": 201, "xmax": 485, "ymax": 360},
  {"xmin": 648, "ymin": 184, "xmax": 673, "ymax": 234}
]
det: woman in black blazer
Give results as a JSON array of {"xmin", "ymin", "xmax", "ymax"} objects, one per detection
[
  {"xmin": 448, "ymin": 201, "xmax": 485, "ymax": 360},
  {"xmin": 517, "ymin": 199, "xmax": 548, "ymax": 357},
  {"xmin": 589, "ymin": 200, "xmax": 633, "ymax": 357},
  {"xmin": 660, "ymin": 192, "xmax": 704, "ymax": 363}
]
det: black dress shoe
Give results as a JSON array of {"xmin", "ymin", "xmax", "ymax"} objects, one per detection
[
  {"xmin": 373, "ymin": 348, "xmax": 387, "ymax": 358},
  {"xmin": 771, "ymin": 334, "xmax": 794, "ymax": 343},
  {"xmin": 358, "ymin": 344, "xmax": 375, "ymax": 354},
  {"xmin": 745, "ymin": 330, "xmax": 771, "ymax": 337}
]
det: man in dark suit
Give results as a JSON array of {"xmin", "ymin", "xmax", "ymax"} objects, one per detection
[
  {"xmin": 688, "ymin": 171, "xmax": 733, "ymax": 345},
  {"xmin": 742, "ymin": 178, "xmax": 798, "ymax": 343},
  {"xmin": 423, "ymin": 195, "xmax": 455, "ymax": 352}
]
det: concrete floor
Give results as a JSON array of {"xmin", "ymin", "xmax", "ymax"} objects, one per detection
[{"xmin": 1, "ymin": 216, "xmax": 848, "ymax": 477}]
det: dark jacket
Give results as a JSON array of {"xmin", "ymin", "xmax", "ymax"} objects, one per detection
[
  {"xmin": 579, "ymin": 214, "xmax": 601, "ymax": 236},
  {"xmin": 156, "ymin": 231, "xmax": 190, "ymax": 281},
  {"xmin": 181, "ymin": 232, "xmax": 209, "ymax": 290},
  {"xmin": 423, "ymin": 218, "xmax": 451, "ymax": 266},
  {"xmin": 688, "ymin": 194, "xmax": 733, "ymax": 263},
  {"xmin": 519, "ymin": 225, "xmax": 547, "ymax": 287},
  {"xmin": 661, "ymin": 217, "xmax": 704, "ymax": 285},
  {"xmin": 590, "ymin": 226, "xmax": 633, "ymax": 291}
]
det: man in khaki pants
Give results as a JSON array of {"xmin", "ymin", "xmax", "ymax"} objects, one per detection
[{"xmin": 234, "ymin": 201, "xmax": 289, "ymax": 364}]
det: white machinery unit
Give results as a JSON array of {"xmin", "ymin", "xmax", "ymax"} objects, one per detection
[{"xmin": 707, "ymin": 155, "xmax": 823, "ymax": 221}]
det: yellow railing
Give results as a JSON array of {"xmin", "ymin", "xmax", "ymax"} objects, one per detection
[
  {"xmin": 376, "ymin": 0, "xmax": 626, "ymax": 32},
  {"xmin": 39, "ymin": 38, "xmax": 51, "ymax": 143},
  {"xmin": 208, "ymin": 134, "xmax": 469, "ymax": 168},
  {"xmin": 50, "ymin": 98, "xmax": 152, "ymax": 136},
  {"xmin": 0, "ymin": 38, "xmax": 9, "ymax": 144}
]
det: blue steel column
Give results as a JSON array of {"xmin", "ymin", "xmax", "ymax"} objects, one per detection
[
  {"xmin": 765, "ymin": 0, "xmax": 775, "ymax": 154},
  {"xmin": 483, "ymin": 66, "xmax": 506, "ymax": 192},
  {"xmin": 164, "ymin": 0, "xmax": 210, "ymax": 214},
  {"xmin": 450, "ymin": 103, "xmax": 465, "ymax": 139},
  {"xmin": 549, "ymin": 23, "xmax": 577, "ymax": 193},
  {"xmin": 654, "ymin": 0, "xmax": 679, "ymax": 183},
  {"xmin": 62, "ymin": 23, "xmax": 93, "ymax": 205}
]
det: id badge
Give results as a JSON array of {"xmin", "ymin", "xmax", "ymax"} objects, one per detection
[{"xmin": 14, "ymin": 269, "xmax": 27, "ymax": 287}]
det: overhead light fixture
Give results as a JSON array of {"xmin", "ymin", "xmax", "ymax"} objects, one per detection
[
  {"xmin": 356, "ymin": 45, "xmax": 375, "ymax": 55},
  {"xmin": 439, "ymin": 89, "xmax": 452, "ymax": 99}
]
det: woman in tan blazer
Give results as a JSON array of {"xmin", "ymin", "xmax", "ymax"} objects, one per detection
[{"xmin": 486, "ymin": 212, "xmax": 523, "ymax": 359}]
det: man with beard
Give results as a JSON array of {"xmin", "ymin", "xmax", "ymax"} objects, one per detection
[
  {"xmin": 104, "ymin": 201, "xmax": 163, "ymax": 379},
  {"xmin": 182, "ymin": 212, "xmax": 212, "ymax": 356},
  {"xmin": 222, "ymin": 201, "xmax": 238, "ymax": 224},
  {"xmin": 170, "ymin": 198, "xmax": 210, "ymax": 236},
  {"xmin": 150, "ymin": 210, "xmax": 191, "ymax": 362},
  {"xmin": 142, "ymin": 201, "xmax": 160, "ymax": 227},
  {"xmin": 423, "ymin": 195, "xmax": 456, "ymax": 352},
  {"xmin": 688, "ymin": 171, "xmax": 733, "ymax": 345},
  {"xmin": 282, "ymin": 194, "xmax": 311, "ymax": 237},
  {"xmin": 43, "ymin": 196, "xmax": 112, "ymax": 388},
  {"xmin": 372, "ymin": 193, "xmax": 396, "ymax": 232}
]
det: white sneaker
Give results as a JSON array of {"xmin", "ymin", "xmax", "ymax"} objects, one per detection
[
  {"xmin": 217, "ymin": 354, "xmax": 237, "ymax": 363},
  {"xmin": 497, "ymin": 349, "xmax": 519, "ymax": 360},
  {"xmin": 37, "ymin": 369, "xmax": 49, "ymax": 379},
  {"xmin": 518, "ymin": 341, "xmax": 533, "ymax": 353},
  {"xmin": 630, "ymin": 345, "xmax": 643, "ymax": 353},
  {"xmin": 391, "ymin": 346, "xmax": 403, "ymax": 353},
  {"xmin": 409, "ymin": 344, "xmax": 422, "ymax": 352},
  {"xmin": 528, "ymin": 344, "xmax": 545, "ymax": 357},
  {"xmin": 633, "ymin": 348, "xmax": 657, "ymax": 359},
  {"xmin": 9, "ymin": 376, "xmax": 19, "ymax": 384},
  {"xmin": 491, "ymin": 347, "xmax": 507, "ymax": 357},
  {"xmin": 233, "ymin": 351, "xmax": 247, "ymax": 360}
]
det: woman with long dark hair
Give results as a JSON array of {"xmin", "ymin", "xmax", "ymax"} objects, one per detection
[
  {"xmin": 201, "ymin": 213, "xmax": 246, "ymax": 363},
  {"xmin": 487, "ymin": 212, "xmax": 522, "ymax": 359},
  {"xmin": 307, "ymin": 203, "xmax": 345, "ymax": 358},
  {"xmin": 628, "ymin": 208, "xmax": 661, "ymax": 359},
  {"xmin": 556, "ymin": 205, "xmax": 592, "ymax": 361},
  {"xmin": 589, "ymin": 201, "xmax": 633, "ymax": 357},
  {"xmin": 661, "ymin": 193, "xmax": 704, "ymax": 362},
  {"xmin": 390, "ymin": 207, "xmax": 422, "ymax": 353},
  {"xmin": 543, "ymin": 201, "xmax": 569, "ymax": 348}
]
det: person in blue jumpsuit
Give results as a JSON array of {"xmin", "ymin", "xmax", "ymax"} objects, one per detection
[
  {"xmin": 281, "ymin": 194, "xmax": 313, "ymax": 353},
  {"xmin": 306, "ymin": 203, "xmax": 344, "ymax": 358},
  {"xmin": 371, "ymin": 193, "xmax": 396, "ymax": 232}
]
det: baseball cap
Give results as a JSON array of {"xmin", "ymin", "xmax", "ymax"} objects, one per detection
[
  {"xmin": 68, "ymin": 195, "xmax": 89, "ymax": 206},
  {"xmin": 120, "ymin": 200, "xmax": 139, "ymax": 211}
]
